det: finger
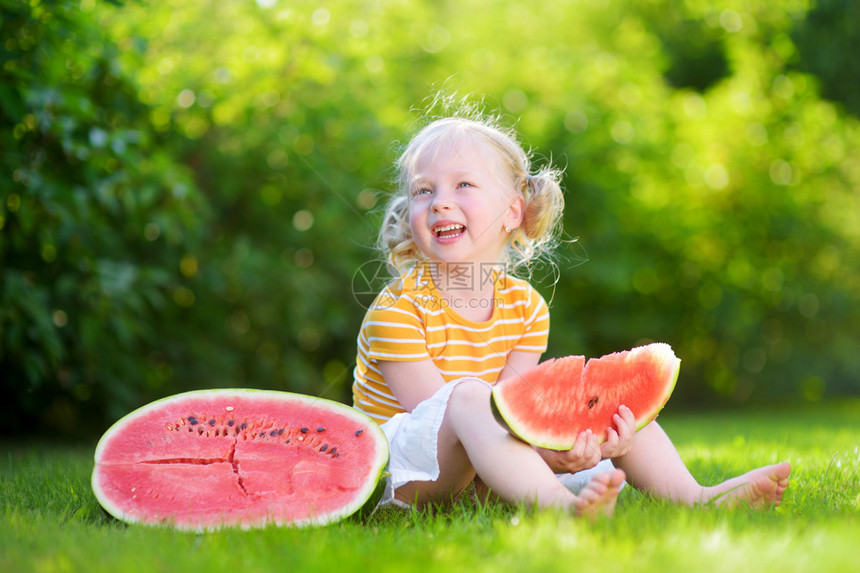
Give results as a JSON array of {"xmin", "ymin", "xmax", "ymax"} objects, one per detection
[
  {"xmin": 588, "ymin": 428, "xmax": 601, "ymax": 448},
  {"xmin": 571, "ymin": 430, "xmax": 589, "ymax": 458},
  {"xmin": 619, "ymin": 405, "xmax": 636, "ymax": 427},
  {"xmin": 613, "ymin": 414, "xmax": 631, "ymax": 440},
  {"xmin": 600, "ymin": 427, "xmax": 617, "ymax": 456},
  {"xmin": 614, "ymin": 407, "xmax": 635, "ymax": 435},
  {"xmin": 584, "ymin": 429, "xmax": 598, "ymax": 457},
  {"xmin": 585, "ymin": 429, "xmax": 601, "ymax": 459},
  {"xmin": 603, "ymin": 427, "xmax": 618, "ymax": 449}
]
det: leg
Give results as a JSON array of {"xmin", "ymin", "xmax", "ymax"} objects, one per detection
[
  {"xmin": 614, "ymin": 421, "xmax": 790, "ymax": 507},
  {"xmin": 395, "ymin": 379, "xmax": 625, "ymax": 517}
]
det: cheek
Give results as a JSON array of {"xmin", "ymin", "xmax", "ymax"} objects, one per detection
[{"xmin": 407, "ymin": 204, "xmax": 426, "ymax": 236}]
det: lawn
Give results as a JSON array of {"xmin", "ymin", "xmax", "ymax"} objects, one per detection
[{"xmin": 2, "ymin": 400, "xmax": 858, "ymax": 573}]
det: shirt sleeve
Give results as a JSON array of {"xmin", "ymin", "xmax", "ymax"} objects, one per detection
[
  {"xmin": 361, "ymin": 301, "xmax": 431, "ymax": 362},
  {"xmin": 513, "ymin": 286, "xmax": 550, "ymax": 353}
]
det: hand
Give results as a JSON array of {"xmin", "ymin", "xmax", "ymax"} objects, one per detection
[
  {"xmin": 536, "ymin": 429, "xmax": 601, "ymax": 474},
  {"xmin": 600, "ymin": 405, "xmax": 636, "ymax": 460}
]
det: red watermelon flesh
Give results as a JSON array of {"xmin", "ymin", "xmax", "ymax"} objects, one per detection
[
  {"xmin": 491, "ymin": 343, "xmax": 680, "ymax": 450},
  {"xmin": 92, "ymin": 389, "xmax": 389, "ymax": 531}
]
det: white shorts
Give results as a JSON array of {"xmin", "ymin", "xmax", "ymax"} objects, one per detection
[{"xmin": 378, "ymin": 377, "xmax": 622, "ymax": 506}]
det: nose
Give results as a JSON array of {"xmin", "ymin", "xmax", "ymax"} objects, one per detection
[{"xmin": 431, "ymin": 187, "xmax": 454, "ymax": 212}]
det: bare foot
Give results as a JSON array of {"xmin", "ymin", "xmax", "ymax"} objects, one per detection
[
  {"xmin": 573, "ymin": 468, "xmax": 626, "ymax": 519},
  {"xmin": 706, "ymin": 462, "xmax": 791, "ymax": 508}
]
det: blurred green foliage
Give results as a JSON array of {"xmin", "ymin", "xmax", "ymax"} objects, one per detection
[{"xmin": 2, "ymin": 0, "xmax": 858, "ymax": 437}]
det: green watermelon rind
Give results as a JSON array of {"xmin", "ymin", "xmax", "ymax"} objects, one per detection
[
  {"xmin": 491, "ymin": 344, "xmax": 681, "ymax": 451},
  {"xmin": 490, "ymin": 366, "xmax": 558, "ymax": 448},
  {"xmin": 491, "ymin": 355, "xmax": 587, "ymax": 450},
  {"xmin": 633, "ymin": 345, "xmax": 680, "ymax": 432},
  {"xmin": 92, "ymin": 388, "xmax": 389, "ymax": 531},
  {"xmin": 491, "ymin": 394, "xmax": 534, "ymax": 445}
]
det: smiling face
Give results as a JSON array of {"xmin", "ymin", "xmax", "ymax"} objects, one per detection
[{"xmin": 407, "ymin": 133, "xmax": 523, "ymax": 268}]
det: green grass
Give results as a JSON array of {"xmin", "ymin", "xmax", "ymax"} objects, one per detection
[{"xmin": 3, "ymin": 400, "xmax": 858, "ymax": 573}]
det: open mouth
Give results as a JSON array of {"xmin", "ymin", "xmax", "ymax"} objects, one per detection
[{"xmin": 434, "ymin": 224, "xmax": 466, "ymax": 239}]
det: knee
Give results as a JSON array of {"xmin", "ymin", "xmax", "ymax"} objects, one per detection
[
  {"xmin": 443, "ymin": 378, "xmax": 495, "ymax": 436},
  {"xmin": 448, "ymin": 378, "xmax": 492, "ymax": 412}
]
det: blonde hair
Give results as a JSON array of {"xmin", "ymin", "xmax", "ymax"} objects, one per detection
[{"xmin": 378, "ymin": 110, "xmax": 565, "ymax": 277}]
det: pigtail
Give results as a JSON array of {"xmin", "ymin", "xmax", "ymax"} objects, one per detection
[
  {"xmin": 507, "ymin": 166, "xmax": 565, "ymax": 273},
  {"xmin": 522, "ymin": 168, "xmax": 565, "ymax": 242},
  {"xmin": 378, "ymin": 193, "xmax": 421, "ymax": 275}
]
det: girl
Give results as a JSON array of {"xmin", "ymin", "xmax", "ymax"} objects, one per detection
[{"xmin": 352, "ymin": 111, "xmax": 791, "ymax": 517}]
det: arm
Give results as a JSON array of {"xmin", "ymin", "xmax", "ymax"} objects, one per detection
[
  {"xmin": 496, "ymin": 349, "xmax": 541, "ymax": 383},
  {"xmin": 497, "ymin": 351, "xmax": 602, "ymax": 473},
  {"xmin": 381, "ymin": 348, "xmax": 543, "ymax": 414},
  {"xmin": 499, "ymin": 351, "xmax": 635, "ymax": 473},
  {"xmin": 377, "ymin": 359, "xmax": 447, "ymax": 413}
]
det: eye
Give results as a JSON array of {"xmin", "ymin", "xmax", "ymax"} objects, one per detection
[
  {"xmin": 457, "ymin": 181, "xmax": 474, "ymax": 189},
  {"xmin": 411, "ymin": 186, "xmax": 431, "ymax": 197}
]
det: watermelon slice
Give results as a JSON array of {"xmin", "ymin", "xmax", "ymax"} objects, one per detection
[
  {"xmin": 92, "ymin": 389, "xmax": 389, "ymax": 531},
  {"xmin": 492, "ymin": 343, "xmax": 680, "ymax": 450}
]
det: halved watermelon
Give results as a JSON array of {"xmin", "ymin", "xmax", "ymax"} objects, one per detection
[
  {"xmin": 492, "ymin": 343, "xmax": 680, "ymax": 450},
  {"xmin": 92, "ymin": 389, "xmax": 389, "ymax": 531}
]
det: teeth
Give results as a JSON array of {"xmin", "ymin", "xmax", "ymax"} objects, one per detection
[{"xmin": 435, "ymin": 224, "xmax": 464, "ymax": 234}]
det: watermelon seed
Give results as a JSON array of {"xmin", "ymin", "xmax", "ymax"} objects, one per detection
[
  {"xmin": 354, "ymin": 430, "xmax": 363, "ymax": 436},
  {"xmin": 329, "ymin": 447, "xmax": 337, "ymax": 456},
  {"xmin": 277, "ymin": 428, "xmax": 285, "ymax": 435},
  {"xmin": 316, "ymin": 427, "xmax": 326, "ymax": 432},
  {"xmin": 188, "ymin": 418, "xmax": 199, "ymax": 426},
  {"xmin": 208, "ymin": 419, "xmax": 216, "ymax": 426},
  {"xmin": 300, "ymin": 428, "xmax": 309, "ymax": 434},
  {"xmin": 320, "ymin": 444, "xmax": 328, "ymax": 452},
  {"xmin": 240, "ymin": 422, "xmax": 248, "ymax": 430},
  {"xmin": 228, "ymin": 420, "xmax": 235, "ymax": 426},
  {"xmin": 270, "ymin": 430, "xmax": 278, "ymax": 436},
  {"xmin": 588, "ymin": 397, "xmax": 599, "ymax": 409}
]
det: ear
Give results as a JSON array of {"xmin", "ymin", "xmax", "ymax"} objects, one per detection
[{"xmin": 503, "ymin": 194, "xmax": 524, "ymax": 232}]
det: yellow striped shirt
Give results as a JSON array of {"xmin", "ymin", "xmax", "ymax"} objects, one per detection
[{"xmin": 352, "ymin": 263, "xmax": 549, "ymax": 424}]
